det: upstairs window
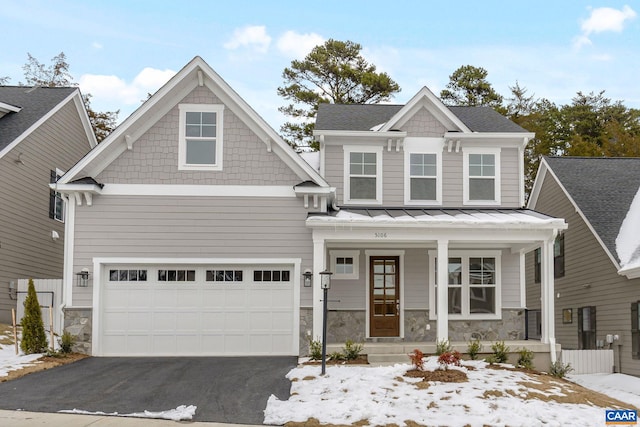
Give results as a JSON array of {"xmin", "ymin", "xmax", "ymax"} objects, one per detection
[
  {"xmin": 403, "ymin": 138, "xmax": 442, "ymax": 205},
  {"xmin": 178, "ymin": 104, "xmax": 224, "ymax": 171},
  {"xmin": 463, "ymin": 148, "xmax": 501, "ymax": 205},
  {"xmin": 344, "ymin": 146, "xmax": 382, "ymax": 204},
  {"xmin": 49, "ymin": 169, "xmax": 64, "ymax": 222}
]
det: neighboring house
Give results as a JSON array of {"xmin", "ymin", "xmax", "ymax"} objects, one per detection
[
  {"xmin": 0, "ymin": 86, "xmax": 96, "ymax": 324},
  {"xmin": 526, "ymin": 156, "xmax": 640, "ymax": 375},
  {"xmin": 54, "ymin": 56, "xmax": 566, "ymax": 358}
]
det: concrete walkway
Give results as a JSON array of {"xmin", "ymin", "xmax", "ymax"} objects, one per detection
[{"xmin": 0, "ymin": 410, "xmax": 263, "ymax": 426}]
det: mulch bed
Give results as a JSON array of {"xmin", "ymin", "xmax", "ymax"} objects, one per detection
[{"xmin": 302, "ymin": 355, "xmax": 369, "ymax": 365}]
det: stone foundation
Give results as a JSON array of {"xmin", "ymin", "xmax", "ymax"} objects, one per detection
[
  {"xmin": 63, "ymin": 307, "xmax": 92, "ymax": 354},
  {"xmin": 448, "ymin": 309, "xmax": 525, "ymax": 341}
]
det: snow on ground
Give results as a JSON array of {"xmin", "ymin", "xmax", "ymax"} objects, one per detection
[
  {"xmin": 265, "ymin": 357, "xmax": 640, "ymax": 427},
  {"xmin": 0, "ymin": 334, "xmax": 43, "ymax": 377},
  {"xmin": 58, "ymin": 405, "xmax": 197, "ymax": 421},
  {"xmin": 569, "ymin": 373, "xmax": 640, "ymax": 409}
]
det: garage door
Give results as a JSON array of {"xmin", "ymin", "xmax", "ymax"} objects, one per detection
[{"xmin": 98, "ymin": 263, "xmax": 297, "ymax": 356}]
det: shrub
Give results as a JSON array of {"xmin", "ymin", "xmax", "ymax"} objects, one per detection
[
  {"xmin": 435, "ymin": 339, "xmax": 452, "ymax": 356},
  {"xmin": 467, "ymin": 339, "xmax": 483, "ymax": 360},
  {"xmin": 20, "ymin": 279, "xmax": 48, "ymax": 354},
  {"xmin": 343, "ymin": 340, "xmax": 364, "ymax": 361},
  {"xmin": 549, "ymin": 360, "xmax": 574, "ymax": 378},
  {"xmin": 438, "ymin": 351, "xmax": 462, "ymax": 370},
  {"xmin": 308, "ymin": 338, "xmax": 322, "ymax": 360},
  {"xmin": 59, "ymin": 331, "xmax": 75, "ymax": 354},
  {"xmin": 408, "ymin": 349, "xmax": 425, "ymax": 370},
  {"xmin": 490, "ymin": 341, "xmax": 510, "ymax": 364},
  {"xmin": 328, "ymin": 351, "xmax": 345, "ymax": 361},
  {"xmin": 516, "ymin": 348, "xmax": 534, "ymax": 370}
]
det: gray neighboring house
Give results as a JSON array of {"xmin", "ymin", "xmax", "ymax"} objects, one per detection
[
  {"xmin": 54, "ymin": 57, "xmax": 566, "ymax": 360},
  {"xmin": 526, "ymin": 156, "xmax": 640, "ymax": 376},
  {"xmin": 0, "ymin": 86, "xmax": 96, "ymax": 324}
]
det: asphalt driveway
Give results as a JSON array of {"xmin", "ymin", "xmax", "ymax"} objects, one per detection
[{"xmin": 0, "ymin": 356, "xmax": 296, "ymax": 424}]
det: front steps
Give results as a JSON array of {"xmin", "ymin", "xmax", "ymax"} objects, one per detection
[{"xmin": 325, "ymin": 340, "xmax": 560, "ymax": 368}]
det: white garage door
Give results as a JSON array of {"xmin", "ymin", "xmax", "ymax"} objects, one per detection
[{"xmin": 98, "ymin": 263, "xmax": 297, "ymax": 356}]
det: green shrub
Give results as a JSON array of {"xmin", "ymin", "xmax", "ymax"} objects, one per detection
[
  {"xmin": 343, "ymin": 340, "xmax": 364, "ymax": 360},
  {"xmin": 549, "ymin": 360, "xmax": 574, "ymax": 378},
  {"xmin": 20, "ymin": 279, "xmax": 48, "ymax": 354},
  {"xmin": 308, "ymin": 338, "xmax": 322, "ymax": 360},
  {"xmin": 516, "ymin": 348, "xmax": 534, "ymax": 370},
  {"xmin": 467, "ymin": 339, "xmax": 483, "ymax": 360},
  {"xmin": 328, "ymin": 351, "xmax": 345, "ymax": 361},
  {"xmin": 435, "ymin": 339, "xmax": 452, "ymax": 356},
  {"xmin": 490, "ymin": 341, "xmax": 510, "ymax": 364},
  {"xmin": 59, "ymin": 331, "xmax": 75, "ymax": 354}
]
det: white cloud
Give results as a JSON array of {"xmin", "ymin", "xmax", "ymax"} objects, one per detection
[
  {"xmin": 575, "ymin": 5, "xmax": 637, "ymax": 48},
  {"xmin": 92, "ymin": 42, "xmax": 103, "ymax": 49},
  {"xmin": 276, "ymin": 31, "xmax": 325, "ymax": 59},
  {"xmin": 224, "ymin": 25, "xmax": 271, "ymax": 54},
  {"xmin": 78, "ymin": 67, "xmax": 176, "ymax": 105}
]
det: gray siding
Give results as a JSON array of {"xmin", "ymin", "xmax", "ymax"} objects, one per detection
[
  {"xmin": 382, "ymin": 150, "xmax": 404, "ymax": 206},
  {"xmin": 72, "ymin": 195, "xmax": 313, "ymax": 307},
  {"xmin": 324, "ymin": 144, "xmax": 344, "ymax": 204},
  {"xmin": 0, "ymin": 100, "xmax": 91, "ymax": 323},
  {"xmin": 528, "ymin": 172, "xmax": 640, "ymax": 376},
  {"xmin": 401, "ymin": 107, "xmax": 447, "ymax": 137},
  {"xmin": 442, "ymin": 150, "xmax": 463, "ymax": 205},
  {"xmin": 97, "ymin": 86, "xmax": 300, "ymax": 186},
  {"xmin": 500, "ymin": 147, "xmax": 520, "ymax": 207}
]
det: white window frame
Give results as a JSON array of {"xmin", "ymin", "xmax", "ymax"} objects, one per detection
[
  {"xmin": 428, "ymin": 250, "xmax": 502, "ymax": 320},
  {"xmin": 343, "ymin": 145, "xmax": 383, "ymax": 205},
  {"xmin": 53, "ymin": 167, "xmax": 65, "ymax": 223},
  {"xmin": 330, "ymin": 250, "xmax": 360, "ymax": 280},
  {"xmin": 404, "ymin": 138, "xmax": 443, "ymax": 205},
  {"xmin": 463, "ymin": 147, "xmax": 501, "ymax": 205},
  {"xmin": 178, "ymin": 104, "xmax": 224, "ymax": 171}
]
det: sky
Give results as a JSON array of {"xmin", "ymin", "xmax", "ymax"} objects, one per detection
[{"xmin": 1, "ymin": 1, "xmax": 639, "ymax": 130}]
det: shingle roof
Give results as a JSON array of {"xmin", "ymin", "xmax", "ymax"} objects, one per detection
[
  {"xmin": 0, "ymin": 86, "xmax": 76, "ymax": 152},
  {"xmin": 545, "ymin": 156, "xmax": 640, "ymax": 263},
  {"xmin": 315, "ymin": 103, "xmax": 528, "ymax": 133}
]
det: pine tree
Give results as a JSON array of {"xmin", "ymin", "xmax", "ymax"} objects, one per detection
[{"xmin": 20, "ymin": 279, "xmax": 48, "ymax": 354}]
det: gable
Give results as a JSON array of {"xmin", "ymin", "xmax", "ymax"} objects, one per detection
[
  {"xmin": 96, "ymin": 85, "xmax": 300, "ymax": 185},
  {"xmin": 399, "ymin": 106, "xmax": 447, "ymax": 137}
]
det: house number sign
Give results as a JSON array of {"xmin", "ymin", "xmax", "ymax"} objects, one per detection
[{"xmin": 374, "ymin": 232, "xmax": 389, "ymax": 238}]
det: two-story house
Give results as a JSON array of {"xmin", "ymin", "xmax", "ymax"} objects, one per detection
[
  {"xmin": 53, "ymin": 57, "xmax": 565, "ymax": 361},
  {"xmin": 0, "ymin": 86, "xmax": 95, "ymax": 324}
]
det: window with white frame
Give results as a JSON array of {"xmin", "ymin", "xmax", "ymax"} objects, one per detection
[
  {"xmin": 178, "ymin": 104, "xmax": 224, "ymax": 170},
  {"xmin": 49, "ymin": 168, "xmax": 65, "ymax": 222},
  {"xmin": 344, "ymin": 146, "xmax": 382, "ymax": 204},
  {"xmin": 330, "ymin": 250, "xmax": 360, "ymax": 280},
  {"xmin": 409, "ymin": 153, "xmax": 437, "ymax": 201},
  {"xmin": 429, "ymin": 251, "xmax": 501, "ymax": 319},
  {"xmin": 463, "ymin": 148, "xmax": 501, "ymax": 204}
]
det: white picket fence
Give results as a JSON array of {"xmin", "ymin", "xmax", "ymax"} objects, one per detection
[
  {"xmin": 561, "ymin": 349, "xmax": 614, "ymax": 374},
  {"xmin": 16, "ymin": 279, "xmax": 63, "ymax": 334}
]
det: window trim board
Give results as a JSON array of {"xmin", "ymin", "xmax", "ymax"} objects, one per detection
[
  {"xmin": 462, "ymin": 147, "xmax": 501, "ymax": 206},
  {"xmin": 178, "ymin": 103, "xmax": 224, "ymax": 171},
  {"xmin": 343, "ymin": 145, "xmax": 383, "ymax": 205}
]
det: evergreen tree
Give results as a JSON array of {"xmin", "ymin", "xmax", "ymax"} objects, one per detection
[{"xmin": 20, "ymin": 279, "xmax": 48, "ymax": 354}]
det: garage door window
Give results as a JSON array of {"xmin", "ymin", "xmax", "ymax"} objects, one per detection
[
  {"xmin": 109, "ymin": 269, "xmax": 148, "ymax": 282},
  {"xmin": 158, "ymin": 269, "xmax": 196, "ymax": 282},
  {"xmin": 254, "ymin": 270, "xmax": 290, "ymax": 282},
  {"xmin": 206, "ymin": 270, "xmax": 243, "ymax": 282}
]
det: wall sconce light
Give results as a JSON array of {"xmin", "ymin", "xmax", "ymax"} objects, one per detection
[
  {"xmin": 51, "ymin": 230, "xmax": 60, "ymax": 241},
  {"xmin": 303, "ymin": 269, "xmax": 313, "ymax": 287},
  {"xmin": 76, "ymin": 268, "xmax": 90, "ymax": 287}
]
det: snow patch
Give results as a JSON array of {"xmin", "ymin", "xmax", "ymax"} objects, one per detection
[
  {"xmin": 59, "ymin": 405, "xmax": 196, "ymax": 421},
  {"xmin": 616, "ymin": 186, "xmax": 640, "ymax": 268}
]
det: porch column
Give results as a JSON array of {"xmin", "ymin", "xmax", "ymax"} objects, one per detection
[
  {"xmin": 540, "ymin": 235, "xmax": 557, "ymax": 362},
  {"xmin": 436, "ymin": 239, "xmax": 449, "ymax": 342},
  {"xmin": 312, "ymin": 236, "xmax": 326, "ymax": 342}
]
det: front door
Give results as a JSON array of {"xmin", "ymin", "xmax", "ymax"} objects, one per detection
[{"xmin": 369, "ymin": 256, "xmax": 400, "ymax": 337}]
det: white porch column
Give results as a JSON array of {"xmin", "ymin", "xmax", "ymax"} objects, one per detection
[
  {"xmin": 312, "ymin": 236, "xmax": 327, "ymax": 341},
  {"xmin": 436, "ymin": 239, "xmax": 449, "ymax": 342},
  {"xmin": 540, "ymin": 235, "xmax": 557, "ymax": 362}
]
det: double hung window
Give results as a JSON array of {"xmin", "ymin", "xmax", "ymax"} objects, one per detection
[
  {"xmin": 344, "ymin": 146, "xmax": 382, "ymax": 204},
  {"xmin": 463, "ymin": 148, "xmax": 501, "ymax": 205},
  {"xmin": 178, "ymin": 104, "xmax": 224, "ymax": 170}
]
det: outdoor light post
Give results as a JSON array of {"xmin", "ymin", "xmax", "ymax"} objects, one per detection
[{"xmin": 319, "ymin": 270, "xmax": 333, "ymax": 376}]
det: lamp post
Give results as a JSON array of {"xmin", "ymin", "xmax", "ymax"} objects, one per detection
[{"xmin": 319, "ymin": 270, "xmax": 333, "ymax": 376}]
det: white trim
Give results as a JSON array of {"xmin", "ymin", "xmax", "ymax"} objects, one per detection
[
  {"xmin": 403, "ymin": 138, "xmax": 443, "ymax": 206},
  {"xmin": 364, "ymin": 250, "xmax": 405, "ymax": 338},
  {"xmin": 428, "ymin": 249, "xmax": 502, "ymax": 321},
  {"xmin": 0, "ymin": 90, "xmax": 96, "ymax": 161},
  {"xmin": 343, "ymin": 145, "xmax": 383, "ymax": 205},
  {"xmin": 62, "ymin": 197, "xmax": 75, "ymax": 307},
  {"xmin": 330, "ymin": 250, "xmax": 360, "ymax": 280},
  {"xmin": 0, "ymin": 101, "xmax": 21, "ymax": 113},
  {"xmin": 519, "ymin": 252, "xmax": 526, "ymax": 308},
  {"xmin": 463, "ymin": 147, "xmax": 501, "ymax": 206},
  {"xmin": 95, "ymin": 184, "xmax": 297, "ymax": 198},
  {"xmin": 313, "ymin": 130, "xmax": 408, "ymax": 139},
  {"xmin": 53, "ymin": 168, "xmax": 66, "ymax": 223},
  {"xmin": 91, "ymin": 257, "xmax": 301, "ymax": 357},
  {"xmin": 178, "ymin": 104, "xmax": 224, "ymax": 171}
]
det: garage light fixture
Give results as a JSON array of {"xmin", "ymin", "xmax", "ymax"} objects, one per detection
[
  {"xmin": 302, "ymin": 269, "xmax": 313, "ymax": 287},
  {"xmin": 76, "ymin": 268, "xmax": 90, "ymax": 287}
]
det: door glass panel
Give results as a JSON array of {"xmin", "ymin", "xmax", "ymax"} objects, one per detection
[
  {"xmin": 374, "ymin": 262, "xmax": 384, "ymax": 274},
  {"xmin": 385, "ymin": 263, "xmax": 395, "ymax": 274},
  {"xmin": 374, "ymin": 276, "xmax": 384, "ymax": 288}
]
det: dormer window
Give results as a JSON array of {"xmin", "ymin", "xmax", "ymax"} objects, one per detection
[
  {"xmin": 178, "ymin": 104, "xmax": 224, "ymax": 171},
  {"xmin": 403, "ymin": 137, "xmax": 442, "ymax": 206}
]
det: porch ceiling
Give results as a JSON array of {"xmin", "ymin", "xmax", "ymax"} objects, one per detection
[{"xmin": 307, "ymin": 208, "xmax": 566, "ymax": 230}]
